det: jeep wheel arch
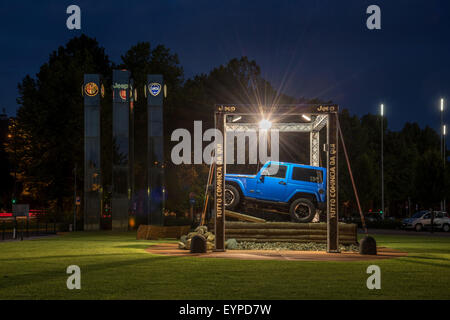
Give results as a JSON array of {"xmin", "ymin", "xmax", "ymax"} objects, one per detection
[{"xmin": 289, "ymin": 192, "xmax": 318, "ymax": 205}]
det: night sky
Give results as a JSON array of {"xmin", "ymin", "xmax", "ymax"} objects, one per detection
[{"xmin": 1, "ymin": 0, "xmax": 450, "ymax": 131}]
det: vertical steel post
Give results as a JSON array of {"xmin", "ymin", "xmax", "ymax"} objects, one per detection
[
  {"xmin": 214, "ymin": 109, "xmax": 226, "ymax": 251},
  {"xmin": 441, "ymin": 100, "xmax": 443, "ymax": 211},
  {"xmin": 73, "ymin": 164, "xmax": 77, "ymax": 231},
  {"xmin": 327, "ymin": 111, "xmax": 339, "ymax": 252},
  {"xmin": 381, "ymin": 110, "xmax": 384, "ymax": 217}
]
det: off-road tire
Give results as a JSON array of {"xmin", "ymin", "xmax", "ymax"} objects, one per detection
[
  {"xmin": 289, "ymin": 198, "xmax": 316, "ymax": 223},
  {"xmin": 225, "ymin": 185, "xmax": 240, "ymax": 210}
]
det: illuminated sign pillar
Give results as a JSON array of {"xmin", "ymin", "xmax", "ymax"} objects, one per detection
[
  {"xmin": 111, "ymin": 70, "xmax": 131, "ymax": 231},
  {"xmin": 146, "ymin": 75, "xmax": 165, "ymax": 225},
  {"xmin": 83, "ymin": 74, "xmax": 103, "ymax": 231}
]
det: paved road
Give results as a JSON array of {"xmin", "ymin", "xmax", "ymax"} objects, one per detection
[{"xmin": 358, "ymin": 229, "xmax": 450, "ymax": 237}]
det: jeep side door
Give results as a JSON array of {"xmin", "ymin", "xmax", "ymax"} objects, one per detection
[
  {"xmin": 255, "ymin": 164, "xmax": 288, "ymax": 201},
  {"xmin": 287, "ymin": 165, "xmax": 325, "ymax": 202}
]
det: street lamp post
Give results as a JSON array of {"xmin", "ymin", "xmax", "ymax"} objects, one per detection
[
  {"xmin": 381, "ymin": 104, "xmax": 384, "ymax": 219},
  {"xmin": 73, "ymin": 164, "xmax": 77, "ymax": 232},
  {"xmin": 441, "ymin": 99, "xmax": 445, "ymax": 211},
  {"xmin": 444, "ymin": 123, "xmax": 447, "ymax": 212}
]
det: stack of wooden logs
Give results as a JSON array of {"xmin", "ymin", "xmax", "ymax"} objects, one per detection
[
  {"xmin": 137, "ymin": 225, "xmax": 191, "ymax": 240},
  {"xmin": 225, "ymin": 222, "xmax": 357, "ymax": 245}
]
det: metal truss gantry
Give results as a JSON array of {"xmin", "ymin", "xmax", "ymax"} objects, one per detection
[{"xmin": 225, "ymin": 114, "xmax": 328, "ymax": 167}]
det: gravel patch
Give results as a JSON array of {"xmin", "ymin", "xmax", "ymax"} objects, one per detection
[{"xmin": 234, "ymin": 241, "xmax": 359, "ymax": 252}]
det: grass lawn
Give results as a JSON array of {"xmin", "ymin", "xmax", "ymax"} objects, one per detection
[{"xmin": 0, "ymin": 232, "xmax": 449, "ymax": 300}]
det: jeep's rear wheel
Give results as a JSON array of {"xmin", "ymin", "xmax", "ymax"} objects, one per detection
[
  {"xmin": 443, "ymin": 223, "xmax": 450, "ymax": 232},
  {"xmin": 225, "ymin": 185, "xmax": 240, "ymax": 210},
  {"xmin": 415, "ymin": 223, "xmax": 423, "ymax": 232},
  {"xmin": 289, "ymin": 198, "xmax": 316, "ymax": 223}
]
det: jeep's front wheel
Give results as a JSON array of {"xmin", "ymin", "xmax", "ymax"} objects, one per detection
[
  {"xmin": 289, "ymin": 198, "xmax": 316, "ymax": 223},
  {"xmin": 225, "ymin": 185, "xmax": 240, "ymax": 210}
]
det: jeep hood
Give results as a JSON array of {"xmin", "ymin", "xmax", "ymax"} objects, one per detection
[{"xmin": 225, "ymin": 174, "xmax": 256, "ymax": 179}]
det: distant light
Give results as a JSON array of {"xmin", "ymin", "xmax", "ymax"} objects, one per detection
[
  {"xmin": 444, "ymin": 125, "xmax": 447, "ymax": 136},
  {"xmin": 302, "ymin": 114, "xmax": 311, "ymax": 122},
  {"xmin": 259, "ymin": 119, "xmax": 272, "ymax": 130},
  {"xmin": 129, "ymin": 217, "xmax": 135, "ymax": 228},
  {"xmin": 441, "ymin": 99, "xmax": 445, "ymax": 112},
  {"xmin": 232, "ymin": 116, "xmax": 242, "ymax": 123},
  {"xmin": 381, "ymin": 104, "xmax": 384, "ymax": 116}
]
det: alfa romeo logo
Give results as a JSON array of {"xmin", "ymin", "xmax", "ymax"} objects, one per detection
[
  {"xmin": 149, "ymin": 83, "xmax": 161, "ymax": 96},
  {"xmin": 85, "ymin": 82, "xmax": 99, "ymax": 97}
]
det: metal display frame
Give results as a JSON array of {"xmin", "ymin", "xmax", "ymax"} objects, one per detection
[{"xmin": 214, "ymin": 104, "xmax": 339, "ymax": 253}]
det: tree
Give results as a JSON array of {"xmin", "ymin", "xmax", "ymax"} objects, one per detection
[
  {"xmin": 414, "ymin": 150, "xmax": 445, "ymax": 208},
  {"xmin": 119, "ymin": 42, "xmax": 184, "ymax": 204}
]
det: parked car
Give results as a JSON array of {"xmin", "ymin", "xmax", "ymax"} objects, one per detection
[
  {"xmin": 402, "ymin": 211, "xmax": 450, "ymax": 232},
  {"xmin": 225, "ymin": 161, "xmax": 326, "ymax": 223}
]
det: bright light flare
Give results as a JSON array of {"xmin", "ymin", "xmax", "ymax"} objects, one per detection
[
  {"xmin": 441, "ymin": 99, "xmax": 445, "ymax": 112},
  {"xmin": 381, "ymin": 104, "xmax": 384, "ymax": 116},
  {"xmin": 232, "ymin": 116, "xmax": 242, "ymax": 122},
  {"xmin": 444, "ymin": 125, "xmax": 447, "ymax": 136},
  {"xmin": 259, "ymin": 119, "xmax": 272, "ymax": 130},
  {"xmin": 302, "ymin": 114, "xmax": 311, "ymax": 122}
]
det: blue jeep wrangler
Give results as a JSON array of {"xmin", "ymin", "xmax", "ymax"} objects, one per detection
[{"xmin": 225, "ymin": 161, "xmax": 326, "ymax": 223}]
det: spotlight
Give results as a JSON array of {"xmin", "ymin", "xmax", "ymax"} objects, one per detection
[
  {"xmin": 259, "ymin": 119, "xmax": 272, "ymax": 130},
  {"xmin": 302, "ymin": 114, "xmax": 311, "ymax": 122}
]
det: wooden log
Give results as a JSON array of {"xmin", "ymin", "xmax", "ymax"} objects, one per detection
[
  {"xmin": 226, "ymin": 221, "xmax": 356, "ymax": 232},
  {"xmin": 227, "ymin": 232, "xmax": 355, "ymax": 238},
  {"xmin": 226, "ymin": 222, "xmax": 313, "ymax": 230},
  {"xmin": 226, "ymin": 221, "xmax": 353, "ymax": 228},
  {"xmin": 223, "ymin": 221, "xmax": 357, "ymax": 245},
  {"xmin": 225, "ymin": 229, "xmax": 355, "ymax": 236},
  {"xmin": 225, "ymin": 210, "xmax": 266, "ymax": 223},
  {"xmin": 225, "ymin": 228, "xmax": 324, "ymax": 235}
]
